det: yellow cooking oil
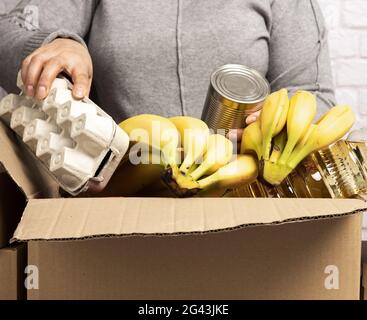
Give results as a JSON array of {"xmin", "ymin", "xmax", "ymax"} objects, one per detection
[
  {"xmin": 226, "ymin": 139, "xmax": 367, "ymax": 199},
  {"xmin": 312, "ymin": 140, "xmax": 367, "ymax": 198},
  {"xmin": 290, "ymin": 156, "xmax": 332, "ymax": 198},
  {"xmin": 346, "ymin": 140, "xmax": 367, "ymax": 179}
]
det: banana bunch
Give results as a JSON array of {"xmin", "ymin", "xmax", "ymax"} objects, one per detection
[
  {"xmin": 118, "ymin": 114, "xmax": 258, "ymax": 197},
  {"xmin": 241, "ymin": 89, "xmax": 356, "ymax": 186}
]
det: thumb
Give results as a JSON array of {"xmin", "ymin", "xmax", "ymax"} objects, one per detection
[{"xmin": 246, "ymin": 110, "xmax": 261, "ymax": 125}]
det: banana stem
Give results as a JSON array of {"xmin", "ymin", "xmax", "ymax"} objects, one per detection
[
  {"xmin": 278, "ymin": 140, "xmax": 296, "ymax": 165},
  {"xmin": 190, "ymin": 161, "xmax": 209, "ymax": 181},
  {"xmin": 197, "ymin": 174, "xmax": 217, "ymax": 190},
  {"xmin": 287, "ymin": 146, "xmax": 313, "ymax": 170},
  {"xmin": 187, "ymin": 163, "xmax": 199, "ymax": 175},
  {"xmin": 161, "ymin": 149, "xmax": 178, "ymax": 169},
  {"xmin": 263, "ymin": 161, "xmax": 293, "ymax": 186},
  {"xmin": 179, "ymin": 153, "xmax": 195, "ymax": 174}
]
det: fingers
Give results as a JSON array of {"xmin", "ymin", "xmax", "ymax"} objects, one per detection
[
  {"xmin": 21, "ymin": 47, "xmax": 45, "ymax": 92},
  {"xmin": 36, "ymin": 58, "xmax": 65, "ymax": 99},
  {"xmin": 71, "ymin": 69, "xmax": 92, "ymax": 99},
  {"xmin": 23, "ymin": 54, "xmax": 48, "ymax": 97},
  {"xmin": 227, "ymin": 129, "xmax": 244, "ymax": 154},
  {"xmin": 20, "ymin": 38, "xmax": 94, "ymax": 100},
  {"xmin": 227, "ymin": 129, "xmax": 243, "ymax": 142},
  {"xmin": 21, "ymin": 57, "xmax": 31, "ymax": 91},
  {"xmin": 246, "ymin": 111, "xmax": 261, "ymax": 125}
]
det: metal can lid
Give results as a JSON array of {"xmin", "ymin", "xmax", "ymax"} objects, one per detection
[{"xmin": 211, "ymin": 64, "xmax": 270, "ymax": 105}]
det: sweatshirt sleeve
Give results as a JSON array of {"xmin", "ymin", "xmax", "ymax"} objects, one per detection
[
  {"xmin": 267, "ymin": 0, "xmax": 335, "ymax": 119},
  {"xmin": 0, "ymin": 0, "xmax": 99, "ymax": 93}
]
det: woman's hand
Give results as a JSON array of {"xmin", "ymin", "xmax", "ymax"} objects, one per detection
[
  {"xmin": 21, "ymin": 38, "xmax": 93, "ymax": 100},
  {"xmin": 245, "ymin": 110, "xmax": 261, "ymax": 126},
  {"xmin": 228, "ymin": 110, "xmax": 261, "ymax": 152}
]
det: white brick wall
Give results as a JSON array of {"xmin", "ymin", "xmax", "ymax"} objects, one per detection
[
  {"xmin": 319, "ymin": 0, "xmax": 367, "ymax": 130},
  {"xmin": 318, "ymin": 0, "xmax": 367, "ymax": 241}
]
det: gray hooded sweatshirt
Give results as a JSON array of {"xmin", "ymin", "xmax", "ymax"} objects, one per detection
[{"xmin": 0, "ymin": 0, "xmax": 335, "ymax": 122}]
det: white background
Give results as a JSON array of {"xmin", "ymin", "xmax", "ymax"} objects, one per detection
[
  {"xmin": 318, "ymin": 0, "xmax": 367, "ymax": 238},
  {"xmin": 0, "ymin": 0, "xmax": 366, "ymax": 237}
]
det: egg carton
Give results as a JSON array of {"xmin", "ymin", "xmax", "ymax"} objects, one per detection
[{"xmin": 0, "ymin": 73, "xmax": 130, "ymax": 196}]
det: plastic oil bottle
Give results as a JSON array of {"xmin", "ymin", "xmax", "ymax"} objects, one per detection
[
  {"xmin": 311, "ymin": 137, "xmax": 367, "ymax": 199},
  {"xmin": 228, "ymin": 130, "xmax": 367, "ymax": 199}
]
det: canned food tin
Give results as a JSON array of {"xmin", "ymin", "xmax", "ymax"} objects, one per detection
[{"xmin": 201, "ymin": 64, "xmax": 270, "ymax": 131}]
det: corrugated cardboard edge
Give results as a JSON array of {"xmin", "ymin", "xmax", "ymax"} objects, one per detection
[
  {"xmin": 11, "ymin": 197, "xmax": 367, "ymax": 242},
  {"xmin": 0, "ymin": 121, "xmax": 58, "ymax": 199}
]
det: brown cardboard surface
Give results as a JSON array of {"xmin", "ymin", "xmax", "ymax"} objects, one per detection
[
  {"xmin": 12, "ymin": 197, "xmax": 367, "ymax": 242},
  {"xmin": 362, "ymin": 260, "xmax": 367, "ymax": 300},
  {"xmin": 0, "ymin": 122, "xmax": 58, "ymax": 199},
  {"xmin": 362, "ymin": 241, "xmax": 367, "ymax": 264},
  {"xmin": 0, "ymin": 244, "xmax": 27, "ymax": 300},
  {"xmin": 27, "ymin": 214, "xmax": 361, "ymax": 300},
  {"xmin": 0, "ymin": 173, "xmax": 26, "ymax": 248},
  {"xmin": 364, "ymin": 264, "xmax": 367, "ymax": 300},
  {"xmin": 1, "ymin": 118, "xmax": 365, "ymax": 300},
  {"xmin": 363, "ymin": 242, "xmax": 367, "ymax": 300}
]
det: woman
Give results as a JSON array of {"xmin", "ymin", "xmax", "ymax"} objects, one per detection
[{"xmin": 0, "ymin": 0, "xmax": 335, "ymax": 134}]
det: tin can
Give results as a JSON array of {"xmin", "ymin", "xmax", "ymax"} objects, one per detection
[{"xmin": 201, "ymin": 64, "xmax": 270, "ymax": 131}]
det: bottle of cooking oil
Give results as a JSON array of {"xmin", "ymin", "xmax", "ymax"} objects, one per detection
[
  {"xmin": 311, "ymin": 139, "xmax": 367, "ymax": 198},
  {"xmin": 227, "ymin": 131, "xmax": 367, "ymax": 199},
  {"xmin": 294, "ymin": 156, "xmax": 332, "ymax": 198},
  {"xmin": 225, "ymin": 179, "xmax": 268, "ymax": 198},
  {"xmin": 347, "ymin": 129, "xmax": 367, "ymax": 180}
]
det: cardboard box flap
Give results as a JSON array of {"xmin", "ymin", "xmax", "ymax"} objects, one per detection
[
  {"xmin": 0, "ymin": 122, "xmax": 58, "ymax": 199},
  {"xmin": 363, "ymin": 263, "xmax": 367, "ymax": 288},
  {"xmin": 12, "ymin": 197, "xmax": 367, "ymax": 241}
]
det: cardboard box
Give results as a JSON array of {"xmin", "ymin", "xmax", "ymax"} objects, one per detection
[
  {"xmin": 363, "ymin": 264, "xmax": 367, "ymax": 300},
  {"xmin": 0, "ymin": 172, "xmax": 26, "ymax": 248},
  {"xmin": 25, "ymin": 212, "xmax": 361, "ymax": 300},
  {"xmin": 0, "ymin": 121, "xmax": 366, "ymax": 300},
  {"xmin": 363, "ymin": 242, "xmax": 367, "ymax": 300},
  {"xmin": 0, "ymin": 121, "xmax": 57, "ymax": 248},
  {"xmin": 0, "ymin": 244, "xmax": 27, "ymax": 300}
]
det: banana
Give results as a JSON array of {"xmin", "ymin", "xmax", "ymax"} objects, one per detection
[
  {"xmin": 287, "ymin": 105, "xmax": 356, "ymax": 169},
  {"xmin": 262, "ymin": 162, "xmax": 293, "ymax": 186},
  {"xmin": 187, "ymin": 163, "xmax": 199, "ymax": 174},
  {"xmin": 169, "ymin": 116, "xmax": 209, "ymax": 174},
  {"xmin": 269, "ymin": 128, "xmax": 287, "ymax": 164},
  {"xmin": 261, "ymin": 88, "xmax": 289, "ymax": 161},
  {"xmin": 263, "ymin": 105, "xmax": 355, "ymax": 186},
  {"xmin": 197, "ymin": 155, "xmax": 258, "ymax": 190},
  {"xmin": 240, "ymin": 120, "xmax": 262, "ymax": 159},
  {"xmin": 119, "ymin": 114, "xmax": 179, "ymax": 168},
  {"xmin": 99, "ymin": 156, "xmax": 165, "ymax": 197},
  {"xmin": 289, "ymin": 124, "xmax": 317, "ymax": 158},
  {"xmin": 278, "ymin": 91, "xmax": 317, "ymax": 165},
  {"xmin": 262, "ymin": 129, "xmax": 288, "ymax": 186},
  {"xmin": 161, "ymin": 165, "xmax": 201, "ymax": 198},
  {"xmin": 189, "ymin": 134, "xmax": 234, "ymax": 181}
]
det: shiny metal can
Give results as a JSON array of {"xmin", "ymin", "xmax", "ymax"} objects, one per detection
[{"xmin": 201, "ymin": 64, "xmax": 270, "ymax": 131}]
